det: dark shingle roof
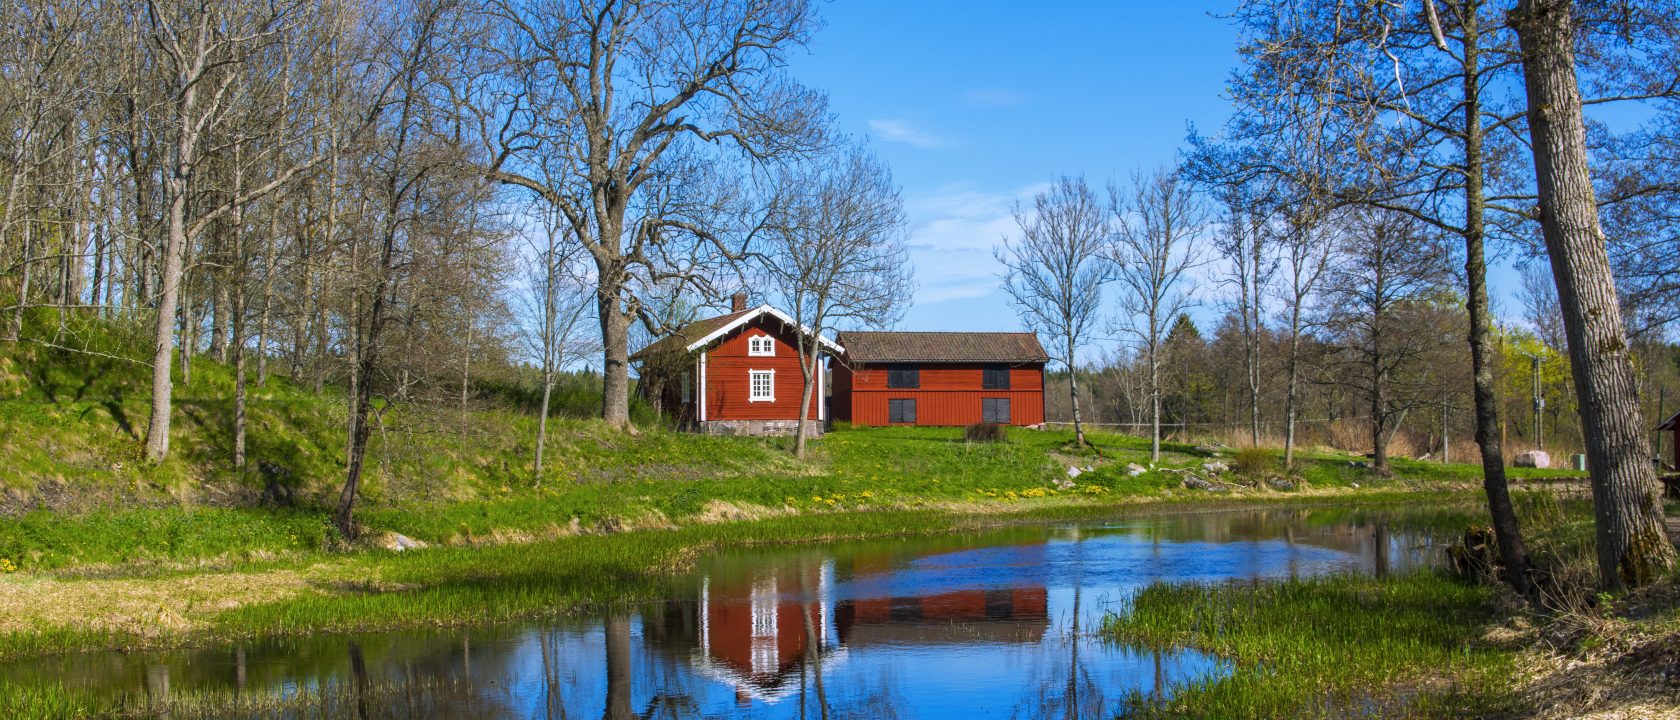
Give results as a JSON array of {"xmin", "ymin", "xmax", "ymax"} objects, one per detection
[
  {"xmin": 630, "ymin": 309, "xmax": 753, "ymax": 361},
  {"xmin": 837, "ymin": 331, "xmax": 1048, "ymax": 364}
]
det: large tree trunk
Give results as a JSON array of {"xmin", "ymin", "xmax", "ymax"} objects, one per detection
[
  {"xmin": 1462, "ymin": 10, "xmax": 1535, "ymax": 598},
  {"xmin": 598, "ymin": 290, "xmax": 632, "ymax": 429},
  {"xmin": 1512, "ymin": 0, "xmax": 1676, "ymax": 590}
]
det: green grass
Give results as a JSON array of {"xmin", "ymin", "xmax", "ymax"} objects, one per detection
[
  {"xmin": 0, "ymin": 421, "xmax": 1527, "ymax": 573},
  {"xmin": 1105, "ymin": 572, "xmax": 1520, "ymax": 719},
  {"xmin": 0, "ymin": 314, "xmax": 1587, "ymax": 576}
]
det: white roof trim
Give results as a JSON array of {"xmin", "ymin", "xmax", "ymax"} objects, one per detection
[{"xmin": 683, "ymin": 304, "xmax": 842, "ymax": 354}]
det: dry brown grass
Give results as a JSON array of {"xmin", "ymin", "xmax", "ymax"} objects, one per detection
[
  {"xmin": 1494, "ymin": 580, "xmax": 1680, "ymax": 719},
  {"xmin": 0, "ymin": 565, "xmax": 324, "ymax": 639},
  {"xmin": 691, "ymin": 499, "xmax": 793, "ymax": 524}
]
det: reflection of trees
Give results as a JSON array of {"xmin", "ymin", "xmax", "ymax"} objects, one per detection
[
  {"xmin": 604, "ymin": 613, "xmax": 634, "ymax": 720},
  {"xmin": 1012, "ymin": 530, "xmax": 1107, "ymax": 720},
  {"xmin": 798, "ymin": 562, "xmax": 831, "ymax": 720},
  {"xmin": 1375, "ymin": 522, "xmax": 1390, "ymax": 578},
  {"xmin": 30, "ymin": 509, "xmax": 1476, "ymax": 719},
  {"xmin": 348, "ymin": 641, "xmax": 371, "ymax": 720}
]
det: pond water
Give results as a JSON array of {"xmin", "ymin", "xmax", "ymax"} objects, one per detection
[{"xmin": 6, "ymin": 507, "xmax": 1456, "ymax": 718}]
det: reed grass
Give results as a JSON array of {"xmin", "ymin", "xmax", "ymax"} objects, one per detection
[{"xmin": 1105, "ymin": 572, "xmax": 1519, "ymax": 718}]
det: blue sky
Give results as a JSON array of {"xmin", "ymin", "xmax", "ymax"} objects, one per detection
[
  {"xmin": 786, "ymin": 1, "xmax": 1241, "ymax": 338},
  {"xmin": 784, "ymin": 1, "xmax": 1542, "ymax": 354}
]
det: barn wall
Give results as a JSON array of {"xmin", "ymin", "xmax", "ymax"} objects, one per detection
[
  {"xmin": 703, "ymin": 315, "xmax": 824, "ymax": 422},
  {"xmin": 831, "ymin": 363, "xmax": 854, "ymax": 421},
  {"xmin": 844, "ymin": 362, "xmax": 1044, "ymax": 426}
]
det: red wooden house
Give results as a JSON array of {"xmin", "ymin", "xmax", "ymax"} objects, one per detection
[
  {"xmin": 831, "ymin": 331, "xmax": 1048, "ymax": 427},
  {"xmin": 633, "ymin": 294, "xmax": 838, "ymax": 436}
]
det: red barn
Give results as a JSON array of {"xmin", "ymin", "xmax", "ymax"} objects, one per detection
[
  {"xmin": 831, "ymin": 331, "xmax": 1048, "ymax": 427},
  {"xmin": 633, "ymin": 294, "xmax": 838, "ymax": 436}
]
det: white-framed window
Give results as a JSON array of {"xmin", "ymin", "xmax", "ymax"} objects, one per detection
[
  {"xmin": 748, "ymin": 335, "xmax": 775, "ymax": 356},
  {"xmin": 749, "ymin": 370, "xmax": 775, "ymax": 402},
  {"xmin": 680, "ymin": 372, "xmax": 692, "ymax": 402}
]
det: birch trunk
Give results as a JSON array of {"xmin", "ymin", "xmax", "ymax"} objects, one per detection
[{"xmin": 1069, "ymin": 335, "xmax": 1086, "ymax": 447}]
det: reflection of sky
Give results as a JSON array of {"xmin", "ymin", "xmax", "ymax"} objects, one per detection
[
  {"xmin": 3, "ymin": 510, "xmax": 1451, "ymax": 719},
  {"xmin": 479, "ymin": 617, "xmax": 1215, "ymax": 719}
]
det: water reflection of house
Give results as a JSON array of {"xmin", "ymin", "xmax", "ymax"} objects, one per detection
[
  {"xmin": 835, "ymin": 587, "xmax": 1049, "ymax": 645},
  {"xmin": 654, "ymin": 543, "xmax": 1052, "ymax": 703},
  {"xmin": 697, "ymin": 566, "xmax": 837, "ymax": 696}
]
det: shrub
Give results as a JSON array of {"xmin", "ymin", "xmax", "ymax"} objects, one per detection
[
  {"xmin": 964, "ymin": 422, "xmax": 1008, "ymax": 443},
  {"xmin": 1232, "ymin": 446, "xmax": 1279, "ymax": 477}
]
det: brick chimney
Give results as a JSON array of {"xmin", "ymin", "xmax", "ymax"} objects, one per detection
[{"xmin": 730, "ymin": 292, "xmax": 748, "ymax": 312}]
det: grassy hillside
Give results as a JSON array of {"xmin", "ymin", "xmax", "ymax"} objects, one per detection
[{"xmin": 0, "ymin": 315, "xmax": 1581, "ymax": 573}]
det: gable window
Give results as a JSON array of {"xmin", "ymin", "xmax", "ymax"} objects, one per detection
[
  {"xmin": 886, "ymin": 366, "xmax": 919, "ymax": 389},
  {"xmin": 981, "ymin": 398, "xmax": 1012, "ymax": 424},
  {"xmin": 982, "ymin": 365, "xmax": 1011, "ymax": 390},
  {"xmin": 748, "ymin": 335, "xmax": 775, "ymax": 356},
  {"xmin": 749, "ymin": 370, "xmax": 775, "ymax": 402},
  {"xmin": 888, "ymin": 398, "xmax": 917, "ymax": 424}
]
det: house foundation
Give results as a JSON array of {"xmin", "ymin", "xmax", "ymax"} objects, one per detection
[{"xmin": 695, "ymin": 419, "xmax": 825, "ymax": 437}]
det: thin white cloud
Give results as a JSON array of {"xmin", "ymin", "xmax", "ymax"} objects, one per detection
[
  {"xmin": 901, "ymin": 182, "xmax": 1049, "ymax": 304},
  {"xmin": 867, "ymin": 118, "xmax": 952, "ymax": 149},
  {"xmin": 960, "ymin": 89, "xmax": 1026, "ymax": 108}
]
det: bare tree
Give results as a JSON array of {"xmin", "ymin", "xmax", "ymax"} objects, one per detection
[
  {"xmin": 1214, "ymin": 0, "xmax": 1545, "ymax": 597},
  {"xmin": 997, "ymin": 176, "xmax": 1114, "ymax": 448},
  {"xmin": 1215, "ymin": 183, "xmax": 1278, "ymax": 447},
  {"xmin": 0, "ymin": 1, "xmax": 96, "ymax": 343},
  {"xmin": 1111, "ymin": 167, "xmax": 1206, "ymax": 462},
  {"xmin": 336, "ymin": 0, "xmax": 461, "ymax": 538},
  {"xmin": 468, "ymin": 0, "xmax": 829, "ymax": 431},
  {"xmin": 138, "ymin": 0, "xmax": 347, "ymax": 461},
  {"xmin": 1511, "ymin": 0, "xmax": 1677, "ymax": 590},
  {"xmin": 1518, "ymin": 262, "xmax": 1566, "ymax": 352},
  {"xmin": 1277, "ymin": 202, "xmax": 1333, "ymax": 467},
  {"xmin": 526, "ymin": 205, "xmax": 593, "ymax": 483},
  {"xmin": 764, "ymin": 145, "xmax": 911, "ymax": 457},
  {"xmin": 1321, "ymin": 208, "xmax": 1456, "ymax": 475}
]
